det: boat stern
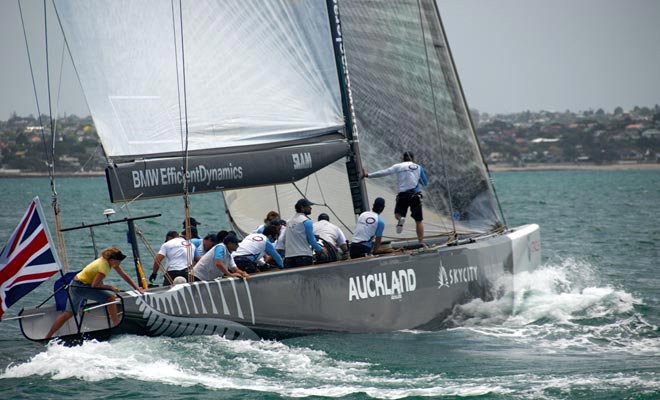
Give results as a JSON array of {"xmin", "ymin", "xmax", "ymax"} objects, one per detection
[{"xmin": 507, "ymin": 224, "xmax": 542, "ymax": 275}]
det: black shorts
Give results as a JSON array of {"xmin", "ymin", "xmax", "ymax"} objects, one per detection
[
  {"xmin": 349, "ymin": 243, "xmax": 371, "ymax": 259},
  {"xmin": 315, "ymin": 240, "xmax": 338, "ymax": 264},
  {"xmin": 284, "ymin": 256, "xmax": 313, "ymax": 268},
  {"xmin": 163, "ymin": 269, "xmax": 188, "ymax": 286},
  {"xmin": 234, "ymin": 256, "xmax": 260, "ymax": 274},
  {"xmin": 395, "ymin": 190, "xmax": 423, "ymax": 221}
]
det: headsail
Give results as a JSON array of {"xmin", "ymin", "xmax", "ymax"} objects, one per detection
[
  {"xmin": 53, "ymin": 0, "xmax": 347, "ymax": 201},
  {"xmin": 339, "ymin": 0, "xmax": 502, "ymax": 234},
  {"xmin": 0, "ymin": 197, "xmax": 61, "ymax": 320},
  {"xmin": 225, "ymin": 0, "xmax": 503, "ymax": 238}
]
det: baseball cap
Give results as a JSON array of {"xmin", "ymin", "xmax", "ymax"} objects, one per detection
[
  {"xmin": 182, "ymin": 218, "xmax": 201, "ymax": 228},
  {"xmin": 223, "ymin": 234, "xmax": 239, "ymax": 245},
  {"xmin": 373, "ymin": 197, "xmax": 385, "ymax": 208},
  {"xmin": 295, "ymin": 198, "xmax": 313, "ymax": 209},
  {"xmin": 110, "ymin": 250, "xmax": 127, "ymax": 261},
  {"xmin": 318, "ymin": 213, "xmax": 330, "ymax": 221}
]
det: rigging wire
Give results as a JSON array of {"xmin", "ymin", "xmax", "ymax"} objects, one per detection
[
  {"xmin": 49, "ymin": 1, "xmax": 162, "ymax": 282},
  {"xmin": 46, "ymin": 0, "xmax": 71, "ymax": 271},
  {"xmin": 311, "ymin": 173, "xmax": 354, "ymax": 234},
  {"xmin": 415, "ymin": 0, "xmax": 457, "ymax": 240},
  {"xmin": 431, "ymin": 1, "xmax": 508, "ymax": 231},
  {"xmin": 79, "ymin": 143, "xmax": 101, "ymax": 171},
  {"xmin": 51, "ymin": 39, "xmax": 65, "ymax": 140},
  {"xmin": 19, "ymin": 0, "xmax": 70, "ymax": 271},
  {"xmin": 47, "ymin": 1, "xmax": 167, "ymax": 282},
  {"xmin": 174, "ymin": 0, "xmax": 194, "ymax": 279}
]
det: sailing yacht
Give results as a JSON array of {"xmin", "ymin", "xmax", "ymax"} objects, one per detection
[{"xmin": 17, "ymin": 0, "xmax": 540, "ymax": 341}]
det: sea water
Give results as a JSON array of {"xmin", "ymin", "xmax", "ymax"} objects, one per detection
[{"xmin": 1, "ymin": 169, "xmax": 659, "ymax": 399}]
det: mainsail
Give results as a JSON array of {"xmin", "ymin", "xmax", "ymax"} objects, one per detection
[{"xmin": 54, "ymin": 0, "xmax": 348, "ymax": 200}]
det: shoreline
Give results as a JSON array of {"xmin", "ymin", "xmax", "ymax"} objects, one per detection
[
  {"xmin": 488, "ymin": 162, "xmax": 660, "ymax": 172},
  {"xmin": 0, "ymin": 171, "xmax": 105, "ymax": 178},
  {"xmin": 0, "ymin": 163, "xmax": 658, "ymax": 178}
]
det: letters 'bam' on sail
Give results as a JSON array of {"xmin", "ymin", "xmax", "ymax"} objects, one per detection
[{"xmin": 0, "ymin": 197, "xmax": 61, "ymax": 320}]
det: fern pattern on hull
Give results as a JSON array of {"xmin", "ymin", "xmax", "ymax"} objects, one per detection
[{"xmin": 129, "ymin": 279, "xmax": 259, "ymax": 340}]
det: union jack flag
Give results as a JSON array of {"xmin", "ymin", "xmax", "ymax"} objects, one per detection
[{"xmin": 0, "ymin": 197, "xmax": 61, "ymax": 320}]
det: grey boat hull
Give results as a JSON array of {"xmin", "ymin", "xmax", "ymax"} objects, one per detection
[{"xmin": 21, "ymin": 224, "xmax": 540, "ymax": 342}]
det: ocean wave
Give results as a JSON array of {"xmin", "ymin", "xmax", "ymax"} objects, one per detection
[
  {"xmin": 2, "ymin": 333, "xmax": 660, "ymax": 399},
  {"xmin": 0, "ymin": 335, "xmax": 513, "ymax": 398},
  {"xmin": 445, "ymin": 258, "xmax": 660, "ymax": 355}
]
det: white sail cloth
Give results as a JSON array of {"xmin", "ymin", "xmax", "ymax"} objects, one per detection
[{"xmin": 54, "ymin": 0, "xmax": 343, "ymax": 160}]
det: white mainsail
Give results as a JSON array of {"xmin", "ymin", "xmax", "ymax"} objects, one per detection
[{"xmin": 54, "ymin": 0, "xmax": 344, "ymax": 161}]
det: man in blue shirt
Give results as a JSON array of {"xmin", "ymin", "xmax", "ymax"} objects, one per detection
[{"xmin": 282, "ymin": 198, "xmax": 327, "ymax": 268}]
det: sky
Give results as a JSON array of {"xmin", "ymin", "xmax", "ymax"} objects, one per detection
[{"xmin": 1, "ymin": 0, "xmax": 659, "ymax": 120}]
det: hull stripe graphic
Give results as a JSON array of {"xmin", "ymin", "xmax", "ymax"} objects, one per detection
[
  {"xmin": 202, "ymin": 281, "xmax": 219, "ymax": 314},
  {"xmin": 218, "ymin": 281, "xmax": 230, "ymax": 315},
  {"xmin": 244, "ymin": 279, "xmax": 255, "ymax": 325},
  {"xmin": 229, "ymin": 279, "xmax": 244, "ymax": 319},
  {"xmin": 194, "ymin": 284, "xmax": 206, "ymax": 314},
  {"xmin": 133, "ymin": 296, "xmax": 259, "ymax": 340}
]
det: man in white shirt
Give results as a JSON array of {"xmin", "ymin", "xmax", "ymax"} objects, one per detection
[
  {"xmin": 150, "ymin": 230, "xmax": 195, "ymax": 286},
  {"xmin": 364, "ymin": 151, "xmax": 428, "ymax": 243},
  {"xmin": 313, "ymin": 213, "xmax": 348, "ymax": 262},
  {"xmin": 350, "ymin": 197, "xmax": 386, "ymax": 259},
  {"xmin": 233, "ymin": 226, "xmax": 283, "ymax": 273}
]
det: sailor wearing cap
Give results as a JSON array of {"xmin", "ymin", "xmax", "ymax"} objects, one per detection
[
  {"xmin": 182, "ymin": 217, "xmax": 201, "ymax": 239},
  {"xmin": 193, "ymin": 234, "xmax": 245, "ymax": 280},
  {"xmin": 282, "ymin": 199, "xmax": 327, "ymax": 268},
  {"xmin": 350, "ymin": 197, "xmax": 386, "ymax": 259},
  {"xmin": 46, "ymin": 247, "xmax": 144, "ymax": 339}
]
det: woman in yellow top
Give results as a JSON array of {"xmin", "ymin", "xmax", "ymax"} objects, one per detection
[{"xmin": 46, "ymin": 247, "xmax": 144, "ymax": 339}]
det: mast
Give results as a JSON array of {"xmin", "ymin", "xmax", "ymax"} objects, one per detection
[{"xmin": 326, "ymin": 0, "xmax": 368, "ymax": 216}]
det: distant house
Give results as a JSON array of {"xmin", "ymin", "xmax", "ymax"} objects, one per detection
[
  {"xmin": 530, "ymin": 138, "xmax": 560, "ymax": 144},
  {"xmin": 486, "ymin": 152, "xmax": 503, "ymax": 163},
  {"xmin": 58, "ymin": 155, "xmax": 81, "ymax": 168},
  {"xmin": 641, "ymin": 129, "xmax": 660, "ymax": 139},
  {"xmin": 613, "ymin": 130, "xmax": 640, "ymax": 140}
]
